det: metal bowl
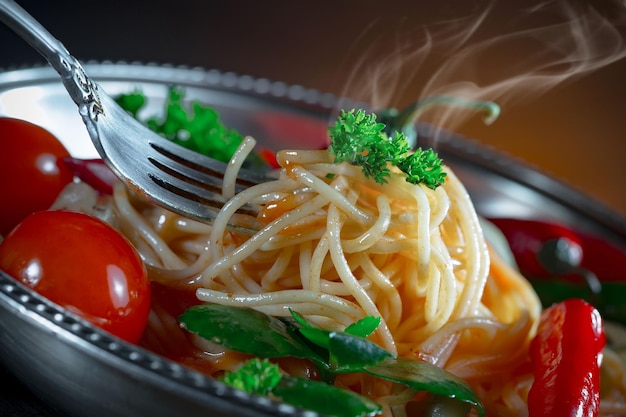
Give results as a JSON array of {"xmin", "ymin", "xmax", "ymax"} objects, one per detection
[{"xmin": 1, "ymin": 62, "xmax": 625, "ymax": 417}]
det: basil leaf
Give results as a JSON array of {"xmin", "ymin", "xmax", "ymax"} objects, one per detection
[
  {"xmin": 344, "ymin": 316, "xmax": 381, "ymax": 338},
  {"xmin": 179, "ymin": 304, "xmax": 322, "ymax": 362},
  {"xmin": 289, "ymin": 310, "xmax": 333, "ymax": 350},
  {"xmin": 364, "ymin": 357, "xmax": 485, "ymax": 417},
  {"xmin": 299, "ymin": 326, "xmax": 332, "ymax": 350},
  {"xmin": 298, "ymin": 327, "xmax": 392, "ymax": 372},
  {"xmin": 289, "ymin": 309, "xmax": 310, "ymax": 327},
  {"xmin": 328, "ymin": 331, "xmax": 393, "ymax": 372},
  {"xmin": 273, "ymin": 375, "xmax": 382, "ymax": 417},
  {"xmin": 292, "ymin": 308, "xmax": 380, "ymax": 339}
]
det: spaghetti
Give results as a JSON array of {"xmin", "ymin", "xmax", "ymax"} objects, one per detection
[{"xmin": 50, "ymin": 133, "xmax": 626, "ymax": 416}]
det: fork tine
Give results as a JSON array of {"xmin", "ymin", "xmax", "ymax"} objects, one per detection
[
  {"xmin": 147, "ymin": 171, "xmax": 259, "ymax": 218},
  {"xmin": 141, "ymin": 140, "xmax": 266, "ymax": 216},
  {"xmin": 148, "ymin": 137, "xmax": 272, "ymax": 189},
  {"xmin": 142, "ymin": 174, "xmax": 263, "ymax": 234},
  {"xmin": 93, "ymin": 94, "xmax": 270, "ymax": 228}
]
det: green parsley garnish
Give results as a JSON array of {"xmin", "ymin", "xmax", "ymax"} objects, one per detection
[
  {"xmin": 328, "ymin": 109, "xmax": 447, "ymax": 189},
  {"xmin": 114, "ymin": 87, "xmax": 269, "ymax": 171},
  {"xmin": 115, "ymin": 86, "xmax": 243, "ymax": 163},
  {"xmin": 113, "ymin": 90, "xmax": 145, "ymax": 118},
  {"xmin": 222, "ymin": 358, "xmax": 282, "ymax": 396}
]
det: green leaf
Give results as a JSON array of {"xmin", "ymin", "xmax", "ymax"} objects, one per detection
[
  {"xmin": 364, "ymin": 357, "xmax": 485, "ymax": 417},
  {"xmin": 290, "ymin": 309, "xmax": 381, "ymax": 340},
  {"xmin": 288, "ymin": 309, "xmax": 333, "ymax": 351},
  {"xmin": 273, "ymin": 375, "xmax": 382, "ymax": 417},
  {"xmin": 179, "ymin": 304, "xmax": 323, "ymax": 363},
  {"xmin": 327, "ymin": 331, "xmax": 394, "ymax": 372},
  {"xmin": 289, "ymin": 308, "xmax": 313, "ymax": 328},
  {"xmin": 222, "ymin": 358, "xmax": 281, "ymax": 396},
  {"xmin": 344, "ymin": 316, "xmax": 381, "ymax": 338},
  {"xmin": 181, "ymin": 304, "xmax": 485, "ymax": 416},
  {"xmin": 291, "ymin": 310, "xmax": 391, "ymax": 372},
  {"xmin": 298, "ymin": 325, "xmax": 393, "ymax": 372},
  {"xmin": 298, "ymin": 326, "xmax": 333, "ymax": 351}
]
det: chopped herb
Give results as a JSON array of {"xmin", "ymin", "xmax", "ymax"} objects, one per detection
[
  {"xmin": 114, "ymin": 89, "xmax": 145, "ymax": 118},
  {"xmin": 222, "ymin": 358, "xmax": 281, "ymax": 396},
  {"xmin": 328, "ymin": 109, "xmax": 446, "ymax": 189},
  {"xmin": 114, "ymin": 87, "xmax": 269, "ymax": 170}
]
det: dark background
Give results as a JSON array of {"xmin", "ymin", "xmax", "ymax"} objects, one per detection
[{"xmin": 1, "ymin": 0, "xmax": 626, "ymax": 218}]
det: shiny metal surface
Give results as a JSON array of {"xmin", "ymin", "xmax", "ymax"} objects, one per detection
[
  {"xmin": 0, "ymin": 0, "xmax": 272, "ymax": 228},
  {"xmin": 0, "ymin": 270, "xmax": 314, "ymax": 417},
  {"xmin": 1, "ymin": 63, "xmax": 626, "ymax": 417}
]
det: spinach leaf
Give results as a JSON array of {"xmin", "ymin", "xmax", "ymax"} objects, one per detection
[
  {"xmin": 364, "ymin": 357, "xmax": 485, "ymax": 417},
  {"xmin": 344, "ymin": 315, "xmax": 381, "ymax": 338},
  {"xmin": 179, "ymin": 304, "xmax": 323, "ymax": 363},
  {"xmin": 273, "ymin": 375, "xmax": 381, "ymax": 417},
  {"xmin": 180, "ymin": 304, "xmax": 485, "ymax": 416},
  {"xmin": 326, "ymin": 331, "xmax": 394, "ymax": 372},
  {"xmin": 291, "ymin": 309, "xmax": 390, "ymax": 371}
]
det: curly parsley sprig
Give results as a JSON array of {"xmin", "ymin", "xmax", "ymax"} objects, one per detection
[{"xmin": 328, "ymin": 109, "xmax": 447, "ymax": 189}]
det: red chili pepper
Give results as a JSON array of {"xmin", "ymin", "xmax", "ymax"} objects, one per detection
[
  {"xmin": 488, "ymin": 217, "xmax": 626, "ymax": 283},
  {"xmin": 488, "ymin": 218, "xmax": 584, "ymax": 278},
  {"xmin": 528, "ymin": 298, "xmax": 605, "ymax": 417},
  {"xmin": 256, "ymin": 146, "xmax": 281, "ymax": 170},
  {"xmin": 63, "ymin": 157, "xmax": 118, "ymax": 195}
]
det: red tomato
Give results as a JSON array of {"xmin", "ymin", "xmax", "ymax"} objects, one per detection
[
  {"xmin": 0, "ymin": 210, "xmax": 151, "ymax": 344},
  {"xmin": 0, "ymin": 117, "xmax": 75, "ymax": 236}
]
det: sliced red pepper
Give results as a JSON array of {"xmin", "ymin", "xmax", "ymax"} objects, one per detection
[
  {"xmin": 528, "ymin": 298, "xmax": 605, "ymax": 417},
  {"xmin": 63, "ymin": 157, "xmax": 118, "ymax": 195}
]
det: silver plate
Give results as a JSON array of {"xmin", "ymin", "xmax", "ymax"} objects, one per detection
[{"xmin": 1, "ymin": 62, "xmax": 625, "ymax": 417}]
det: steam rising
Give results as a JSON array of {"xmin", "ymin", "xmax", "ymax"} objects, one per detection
[{"xmin": 339, "ymin": 0, "xmax": 626, "ymax": 136}]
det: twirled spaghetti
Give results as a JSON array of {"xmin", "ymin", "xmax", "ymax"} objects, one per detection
[{"xmin": 50, "ymin": 135, "xmax": 625, "ymax": 416}]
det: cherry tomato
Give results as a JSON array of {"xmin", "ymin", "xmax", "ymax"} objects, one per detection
[
  {"xmin": 0, "ymin": 117, "xmax": 75, "ymax": 236},
  {"xmin": 0, "ymin": 210, "xmax": 151, "ymax": 344}
]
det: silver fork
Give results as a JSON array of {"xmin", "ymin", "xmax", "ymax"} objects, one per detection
[{"xmin": 0, "ymin": 0, "xmax": 271, "ymax": 227}]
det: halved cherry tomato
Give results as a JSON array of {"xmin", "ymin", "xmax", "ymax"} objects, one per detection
[
  {"xmin": 0, "ymin": 210, "xmax": 151, "ymax": 344},
  {"xmin": 0, "ymin": 117, "xmax": 75, "ymax": 236}
]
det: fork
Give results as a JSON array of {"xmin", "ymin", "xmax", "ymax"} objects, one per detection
[{"xmin": 0, "ymin": 0, "xmax": 271, "ymax": 228}]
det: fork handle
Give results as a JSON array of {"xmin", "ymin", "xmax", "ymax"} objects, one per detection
[{"xmin": 0, "ymin": 0, "xmax": 101, "ymax": 112}]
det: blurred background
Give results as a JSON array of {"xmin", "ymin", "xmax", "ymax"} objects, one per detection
[{"xmin": 1, "ymin": 0, "xmax": 626, "ymax": 217}]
